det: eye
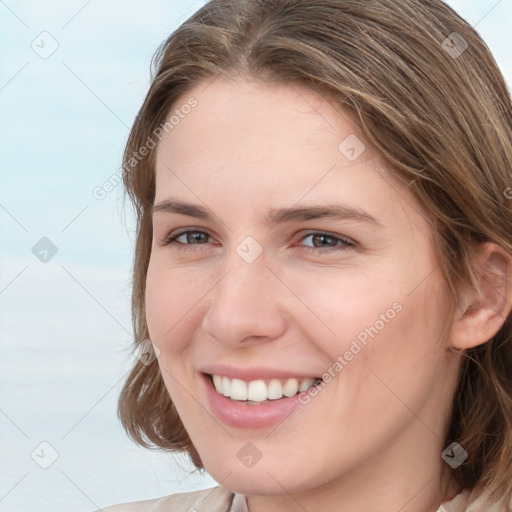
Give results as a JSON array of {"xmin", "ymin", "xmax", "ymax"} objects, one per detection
[
  {"xmin": 160, "ymin": 229, "xmax": 214, "ymax": 251},
  {"xmin": 298, "ymin": 231, "xmax": 355, "ymax": 254},
  {"xmin": 160, "ymin": 229, "xmax": 355, "ymax": 255}
]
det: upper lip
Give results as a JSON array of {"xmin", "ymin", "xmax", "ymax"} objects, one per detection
[{"xmin": 200, "ymin": 364, "xmax": 322, "ymax": 382}]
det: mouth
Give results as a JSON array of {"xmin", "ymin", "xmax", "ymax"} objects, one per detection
[
  {"xmin": 201, "ymin": 371, "xmax": 325, "ymax": 429},
  {"xmin": 205, "ymin": 373, "xmax": 323, "ymax": 405}
]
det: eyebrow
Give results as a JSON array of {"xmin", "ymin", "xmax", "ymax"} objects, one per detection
[{"xmin": 152, "ymin": 199, "xmax": 381, "ymax": 227}]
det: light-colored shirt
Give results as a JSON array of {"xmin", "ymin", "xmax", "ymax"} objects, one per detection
[{"xmin": 97, "ymin": 484, "xmax": 512, "ymax": 512}]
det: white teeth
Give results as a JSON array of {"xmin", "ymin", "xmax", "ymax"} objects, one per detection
[
  {"xmin": 298, "ymin": 377, "xmax": 316, "ymax": 392},
  {"xmin": 267, "ymin": 379, "xmax": 283, "ymax": 399},
  {"xmin": 248, "ymin": 380, "xmax": 267, "ymax": 401},
  {"xmin": 283, "ymin": 378, "xmax": 299, "ymax": 397},
  {"xmin": 213, "ymin": 374, "xmax": 223, "ymax": 393},
  {"xmin": 210, "ymin": 374, "xmax": 320, "ymax": 402},
  {"xmin": 222, "ymin": 376, "xmax": 231, "ymax": 397},
  {"xmin": 230, "ymin": 379, "xmax": 247, "ymax": 400}
]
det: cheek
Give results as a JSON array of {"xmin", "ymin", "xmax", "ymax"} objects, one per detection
[
  {"xmin": 144, "ymin": 260, "xmax": 209, "ymax": 353},
  {"xmin": 145, "ymin": 261, "xmax": 211, "ymax": 405},
  {"xmin": 284, "ymin": 260, "xmax": 449, "ymax": 399},
  {"xmin": 280, "ymin": 262, "xmax": 406, "ymax": 357},
  {"xmin": 343, "ymin": 275, "xmax": 453, "ymax": 420}
]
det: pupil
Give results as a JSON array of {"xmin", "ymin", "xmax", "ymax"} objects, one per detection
[
  {"xmin": 189, "ymin": 232, "xmax": 206, "ymax": 243},
  {"xmin": 314, "ymin": 234, "xmax": 335, "ymax": 247}
]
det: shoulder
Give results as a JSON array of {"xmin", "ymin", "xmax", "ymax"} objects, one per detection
[
  {"xmin": 463, "ymin": 487, "xmax": 512, "ymax": 512},
  {"xmin": 438, "ymin": 487, "xmax": 512, "ymax": 512},
  {"xmin": 98, "ymin": 485, "xmax": 236, "ymax": 512}
]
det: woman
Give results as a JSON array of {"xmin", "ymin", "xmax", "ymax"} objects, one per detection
[{"xmin": 100, "ymin": 0, "xmax": 512, "ymax": 510}]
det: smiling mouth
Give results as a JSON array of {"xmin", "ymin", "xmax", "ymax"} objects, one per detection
[{"xmin": 206, "ymin": 373, "xmax": 323, "ymax": 404}]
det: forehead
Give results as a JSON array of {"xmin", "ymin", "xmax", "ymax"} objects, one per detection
[
  {"xmin": 156, "ymin": 76, "xmax": 381, "ymax": 169},
  {"xmin": 153, "ymin": 77, "xmax": 425, "ymax": 229}
]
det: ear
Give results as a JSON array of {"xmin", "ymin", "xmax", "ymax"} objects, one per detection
[{"xmin": 449, "ymin": 242, "xmax": 512, "ymax": 350}]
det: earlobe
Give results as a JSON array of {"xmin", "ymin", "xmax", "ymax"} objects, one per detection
[{"xmin": 449, "ymin": 242, "xmax": 512, "ymax": 351}]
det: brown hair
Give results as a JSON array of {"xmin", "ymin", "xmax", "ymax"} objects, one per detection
[{"xmin": 118, "ymin": 0, "xmax": 512, "ymax": 505}]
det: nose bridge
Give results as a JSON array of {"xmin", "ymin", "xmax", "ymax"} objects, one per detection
[{"xmin": 202, "ymin": 241, "xmax": 287, "ymax": 344}]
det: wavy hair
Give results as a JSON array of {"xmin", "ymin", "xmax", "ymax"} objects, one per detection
[{"xmin": 117, "ymin": 0, "xmax": 512, "ymax": 505}]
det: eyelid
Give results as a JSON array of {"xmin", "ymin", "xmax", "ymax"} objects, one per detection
[
  {"xmin": 298, "ymin": 230, "xmax": 355, "ymax": 246},
  {"xmin": 160, "ymin": 228, "xmax": 356, "ymax": 253},
  {"xmin": 160, "ymin": 227, "xmax": 216, "ymax": 246},
  {"xmin": 296, "ymin": 231, "xmax": 356, "ymax": 254}
]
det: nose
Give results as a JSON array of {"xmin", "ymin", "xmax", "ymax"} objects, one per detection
[{"xmin": 201, "ymin": 249, "xmax": 288, "ymax": 347}]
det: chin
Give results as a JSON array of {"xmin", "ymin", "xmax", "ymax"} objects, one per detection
[{"xmin": 205, "ymin": 458, "xmax": 321, "ymax": 496}]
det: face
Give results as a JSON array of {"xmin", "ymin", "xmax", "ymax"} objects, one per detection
[{"xmin": 146, "ymin": 77, "xmax": 461, "ymax": 501}]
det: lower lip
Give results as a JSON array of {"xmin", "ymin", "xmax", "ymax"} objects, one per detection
[{"xmin": 201, "ymin": 373, "xmax": 314, "ymax": 429}]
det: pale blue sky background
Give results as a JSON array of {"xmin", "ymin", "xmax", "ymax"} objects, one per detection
[{"xmin": 1, "ymin": 1, "xmax": 511, "ymax": 511}]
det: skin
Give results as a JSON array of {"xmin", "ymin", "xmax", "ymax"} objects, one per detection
[{"xmin": 145, "ymin": 76, "xmax": 510, "ymax": 512}]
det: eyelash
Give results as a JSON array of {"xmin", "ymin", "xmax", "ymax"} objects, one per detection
[{"xmin": 160, "ymin": 229, "xmax": 355, "ymax": 255}]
